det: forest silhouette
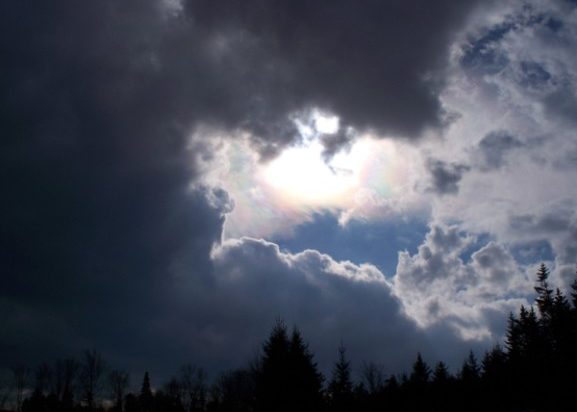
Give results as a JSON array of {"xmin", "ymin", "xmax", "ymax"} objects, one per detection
[{"xmin": 2, "ymin": 264, "xmax": 576, "ymax": 412}]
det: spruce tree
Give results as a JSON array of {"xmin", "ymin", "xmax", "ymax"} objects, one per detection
[
  {"xmin": 289, "ymin": 328, "xmax": 323, "ymax": 412},
  {"xmin": 328, "ymin": 343, "xmax": 353, "ymax": 409},
  {"xmin": 432, "ymin": 362, "xmax": 450, "ymax": 384},
  {"xmin": 459, "ymin": 351, "xmax": 480, "ymax": 382},
  {"xmin": 255, "ymin": 321, "xmax": 322, "ymax": 412},
  {"xmin": 534, "ymin": 263, "xmax": 553, "ymax": 321},
  {"xmin": 409, "ymin": 353, "xmax": 430, "ymax": 386},
  {"xmin": 140, "ymin": 372, "xmax": 153, "ymax": 412}
]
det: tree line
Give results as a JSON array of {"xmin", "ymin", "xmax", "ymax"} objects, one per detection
[{"xmin": 2, "ymin": 263, "xmax": 576, "ymax": 412}]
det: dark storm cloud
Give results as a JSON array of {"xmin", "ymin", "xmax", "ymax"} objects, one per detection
[
  {"xmin": 0, "ymin": 0, "xmax": 225, "ymax": 371},
  {"xmin": 183, "ymin": 0, "xmax": 482, "ymax": 147},
  {"xmin": 0, "ymin": 0, "xmax": 485, "ymax": 378},
  {"xmin": 426, "ymin": 159, "xmax": 470, "ymax": 195}
]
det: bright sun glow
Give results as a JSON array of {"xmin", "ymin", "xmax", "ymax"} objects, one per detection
[
  {"xmin": 204, "ymin": 113, "xmax": 417, "ymax": 238},
  {"xmin": 260, "ymin": 138, "xmax": 374, "ymax": 207}
]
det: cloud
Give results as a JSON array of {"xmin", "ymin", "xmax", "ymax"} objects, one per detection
[
  {"xmin": 393, "ymin": 224, "xmax": 531, "ymax": 340},
  {"xmin": 206, "ymin": 237, "xmax": 470, "ymax": 374},
  {"xmin": 427, "ymin": 0, "xmax": 577, "ymax": 260},
  {"xmin": 474, "ymin": 130, "xmax": 523, "ymax": 170},
  {"xmin": 180, "ymin": 0, "xmax": 483, "ymax": 148},
  {"xmin": 425, "ymin": 159, "xmax": 470, "ymax": 195}
]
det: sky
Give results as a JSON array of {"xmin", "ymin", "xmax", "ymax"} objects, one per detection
[{"xmin": 2, "ymin": 0, "xmax": 577, "ymax": 384}]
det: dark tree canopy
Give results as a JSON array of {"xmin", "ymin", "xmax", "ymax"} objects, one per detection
[{"xmin": 8, "ymin": 264, "xmax": 577, "ymax": 412}]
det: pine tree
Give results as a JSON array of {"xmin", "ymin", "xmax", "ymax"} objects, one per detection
[
  {"xmin": 505, "ymin": 312, "xmax": 521, "ymax": 360},
  {"xmin": 140, "ymin": 372, "xmax": 153, "ymax": 412},
  {"xmin": 551, "ymin": 289, "xmax": 572, "ymax": 352},
  {"xmin": 481, "ymin": 345, "xmax": 506, "ymax": 380},
  {"xmin": 409, "ymin": 353, "xmax": 430, "ymax": 386},
  {"xmin": 459, "ymin": 351, "xmax": 480, "ymax": 382},
  {"xmin": 289, "ymin": 328, "xmax": 323, "ymax": 412},
  {"xmin": 255, "ymin": 321, "xmax": 322, "ymax": 412},
  {"xmin": 432, "ymin": 362, "xmax": 450, "ymax": 384},
  {"xmin": 328, "ymin": 343, "xmax": 353, "ymax": 410},
  {"xmin": 534, "ymin": 263, "xmax": 553, "ymax": 321}
]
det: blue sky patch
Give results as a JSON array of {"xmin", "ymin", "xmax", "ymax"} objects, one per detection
[{"xmin": 271, "ymin": 212, "xmax": 429, "ymax": 276}]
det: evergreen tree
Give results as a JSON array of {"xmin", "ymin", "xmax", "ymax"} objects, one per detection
[
  {"xmin": 459, "ymin": 351, "xmax": 480, "ymax": 382},
  {"xmin": 360, "ymin": 362, "xmax": 385, "ymax": 395},
  {"xmin": 505, "ymin": 312, "xmax": 521, "ymax": 361},
  {"xmin": 328, "ymin": 343, "xmax": 353, "ymax": 410},
  {"xmin": 140, "ymin": 372, "xmax": 154, "ymax": 412},
  {"xmin": 480, "ymin": 346, "xmax": 508, "ymax": 410},
  {"xmin": 534, "ymin": 263, "xmax": 553, "ymax": 321},
  {"xmin": 551, "ymin": 288, "xmax": 572, "ymax": 353},
  {"xmin": 481, "ymin": 345, "xmax": 506, "ymax": 380},
  {"xmin": 432, "ymin": 362, "xmax": 450, "ymax": 384},
  {"xmin": 255, "ymin": 321, "xmax": 322, "ymax": 412},
  {"xmin": 409, "ymin": 353, "xmax": 430, "ymax": 386},
  {"xmin": 407, "ymin": 354, "xmax": 431, "ymax": 411},
  {"xmin": 289, "ymin": 328, "xmax": 323, "ymax": 412}
]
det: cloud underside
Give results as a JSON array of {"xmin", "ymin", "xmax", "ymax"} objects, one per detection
[{"xmin": 2, "ymin": 0, "xmax": 577, "ymax": 378}]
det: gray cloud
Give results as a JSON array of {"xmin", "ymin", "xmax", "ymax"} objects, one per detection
[
  {"xmin": 0, "ymin": 0, "xmax": 489, "ymax": 378},
  {"xmin": 181, "ymin": 0, "xmax": 482, "ymax": 148},
  {"xmin": 205, "ymin": 237, "xmax": 474, "ymax": 374},
  {"xmin": 426, "ymin": 159, "xmax": 470, "ymax": 195},
  {"xmin": 475, "ymin": 130, "xmax": 523, "ymax": 170}
]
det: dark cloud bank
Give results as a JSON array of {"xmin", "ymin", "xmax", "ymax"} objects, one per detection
[{"xmin": 1, "ymin": 0, "xmax": 487, "ymax": 379}]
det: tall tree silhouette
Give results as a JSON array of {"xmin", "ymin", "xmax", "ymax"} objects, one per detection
[
  {"xmin": 209, "ymin": 368, "xmax": 254, "ymax": 412},
  {"xmin": 11, "ymin": 366, "xmax": 28, "ymax": 412},
  {"xmin": 534, "ymin": 263, "xmax": 553, "ymax": 322},
  {"xmin": 432, "ymin": 361, "xmax": 450, "ymax": 384},
  {"xmin": 79, "ymin": 350, "xmax": 106, "ymax": 411},
  {"xmin": 328, "ymin": 344, "xmax": 353, "ymax": 411},
  {"xmin": 180, "ymin": 364, "xmax": 207, "ymax": 412},
  {"xmin": 140, "ymin": 372, "xmax": 154, "ymax": 412},
  {"xmin": 288, "ymin": 328, "xmax": 323, "ymax": 412},
  {"xmin": 109, "ymin": 370, "xmax": 129, "ymax": 412},
  {"xmin": 54, "ymin": 358, "xmax": 79, "ymax": 411},
  {"xmin": 23, "ymin": 364, "xmax": 51, "ymax": 412},
  {"xmin": 255, "ymin": 320, "xmax": 291, "ymax": 412},
  {"xmin": 254, "ymin": 321, "xmax": 322, "ymax": 412},
  {"xmin": 459, "ymin": 351, "xmax": 480, "ymax": 382},
  {"xmin": 409, "ymin": 353, "xmax": 430, "ymax": 386}
]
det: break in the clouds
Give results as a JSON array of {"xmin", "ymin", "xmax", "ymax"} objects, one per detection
[{"xmin": 2, "ymin": 0, "xmax": 577, "ymax": 383}]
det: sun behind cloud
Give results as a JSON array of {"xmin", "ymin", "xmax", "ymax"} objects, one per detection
[
  {"xmin": 204, "ymin": 127, "xmax": 423, "ymax": 239},
  {"xmin": 261, "ymin": 139, "xmax": 360, "ymax": 207}
]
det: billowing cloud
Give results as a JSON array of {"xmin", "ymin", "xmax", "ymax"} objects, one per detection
[{"xmin": 393, "ymin": 224, "xmax": 532, "ymax": 340}]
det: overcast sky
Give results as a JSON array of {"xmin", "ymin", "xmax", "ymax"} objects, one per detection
[{"xmin": 2, "ymin": 0, "xmax": 577, "ymax": 383}]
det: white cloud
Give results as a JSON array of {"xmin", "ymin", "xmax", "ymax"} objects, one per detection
[{"xmin": 392, "ymin": 224, "xmax": 532, "ymax": 340}]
